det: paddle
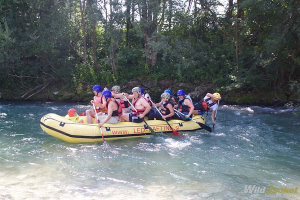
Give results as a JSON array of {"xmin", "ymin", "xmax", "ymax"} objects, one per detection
[
  {"xmin": 92, "ymin": 104, "xmax": 105, "ymax": 142},
  {"xmin": 174, "ymin": 110, "xmax": 212, "ymax": 132},
  {"xmin": 123, "ymin": 96, "xmax": 155, "ymax": 134},
  {"xmin": 213, "ymin": 100, "xmax": 219, "ymax": 130},
  {"xmin": 149, "ymin": 99, "xmax": 180, "ymax": 136}
]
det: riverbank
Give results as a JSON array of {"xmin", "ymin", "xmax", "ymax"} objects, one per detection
[{"xmin": 0, "ymin": 80, "xmax": 299, "ymax": 107}]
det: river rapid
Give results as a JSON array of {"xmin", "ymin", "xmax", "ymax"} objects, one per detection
[{"xmin": 0, "ymin": 102, "xmax": 299, "ymax": 200}]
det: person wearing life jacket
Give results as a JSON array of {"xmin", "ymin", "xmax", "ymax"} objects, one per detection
[
  {"xmin": 98, "ymin": 90, "xmax": 122, "ymax": 127},
  {"xmin": 144, "ymin": 93, "xmax": 153, "ymax": 107},
  {"xmin": 193, "ymin": 93, "xmax": 221, "ymax": 125},
  {"xmin": 86, "ymin": 85, "xmax": 107, "ymax": 124},
  {"xmin": 154, "ymin": 92, "xmax": 175, "ymax": 121},
  {"xmin": 164, "ymin": 89, "xmax": 177, "ymax": 106},
  {"xmin": 111, "ymin": 85, "xmax": 130, "ymax": 113},
  {"xmin": 143, "ymin": 92, "xmax": 158, "ymax": 120},
  {"xmin": 65, "ymin": 108, "xmax": 84, "ymax": 123},
  {"xmin": 121, "ymin": 87, "xmax": 151, "ymax": 123},
  {"xmin": 175, "ymin": 89, "xmax": 194, "ymax": 121}
]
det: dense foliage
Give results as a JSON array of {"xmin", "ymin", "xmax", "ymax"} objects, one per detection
[{"xmin": 0, "ymin": 0, "xmax": 299, "ymax": 103}]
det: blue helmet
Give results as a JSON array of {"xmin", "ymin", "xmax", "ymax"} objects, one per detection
[
  {"xmin": 164, "ymin": 89, "xmax": 172, "ymax": 95},
  {"xmin": 140, "ymin": 88, "xmax": 144, "ymax": 94},
  {"xmin": 102, "ymin": 90, "xmax": 112, "ymax": 99},
  {"xmin": 92, "ymin": 85, "xmax": 102, "ymax": 93},
  {"xmin": 177, "ymin": 89, "xmax": 185, "ymax": 97}
]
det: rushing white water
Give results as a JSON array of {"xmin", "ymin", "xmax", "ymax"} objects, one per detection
[{"xmin": 0, "ymin": 102, "xmax": 299, "ymax": 200}]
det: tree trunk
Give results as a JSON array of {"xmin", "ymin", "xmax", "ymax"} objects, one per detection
[
  {"xmin": 235, "ymin": 19, "xmax": 239, "ymax": 70},
  {"xmin": 139, "ymin": 0, "xmax": 159, "ymax": 67},
  {"xmin": 87, "ymin": 0, "xmax": 99, "ymax": 70},
  {"xmin": 199, "ymin": 0, "xmax": 206, "ymax": 10},
  {"xmin": 110, "ymin": 38, "xmax": 117, "ymax": 72},
  {"xmin": 109, "ymin": 0, "xmax": 118, "ymax": 72},
  {"xmin": 104, "ymin": 0, "xmax": 108, "ymax": 23},
  {"xmin": 126, "ymin": 0, "xmax": 131, "ymax": 46},
  {"xmin": 92, "ymin": 22, "xmax": 99, "ymax": 70},
  {"xmin": 168, "ymin": 0, "xmax": 172, "ymax": 30},
  {"xmin": 226, "ymin": 0, "xmax": 233, "ymax": 25},
  {"xmin": 237, "ymin": 0, "xmax": 244, "ymax": 19},
  {"xmin": 235, "ymin": 0, "xmax": 243, "ymax": 70},
  {"xmin": 158, "ymin": 0, "xmax": 166, "ymax": 32},
  {"xmin": 187, "ymin": 0, "xmax": 192, "ymax": 14},
  {"xmin": 131, "ymin": 0, "xmax": 135, "ymax": 22},
  {"xmin": 79, "ymin": 0, "xmax": 87, "ymax": 63}
]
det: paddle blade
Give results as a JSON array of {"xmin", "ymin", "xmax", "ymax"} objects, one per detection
[
  {"xmin": 148, "ymin": 126, "xmax": 155, "ymax": 134},
  {"xmin": 172, "ymin": 129, "xmax": 180, "ymax": 136},
  {"xmin": 198, "ymin": 122, "xmax": 212, "ymax": 132}
]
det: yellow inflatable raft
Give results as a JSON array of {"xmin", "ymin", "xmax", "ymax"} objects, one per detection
[{"xmin": 40, "ymin": 113, "xmax": 207, "ymax": 143}]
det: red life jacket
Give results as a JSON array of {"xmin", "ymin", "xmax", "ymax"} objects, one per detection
[
  {"xmin": 95, "ymin": 94, "xmax": 107, "ymax": 113},
  {"xmin": 105, "ymin": 99, "xmax": 122, "ymax": 117},
  {"xmin": 116, "ymin": 98, "xmax": 129, "ymax": 108},
  {"xmin": 147, "ymin": 100, "xmax": 152, "ymax": 107},
  {"xmin": 132, "ymin": 97, "xmax": 146, "ymax": 115},
  {"xmin": 201, "ymin": 97, "xmax": 216, "ymax": 111},
  {"xmin": 142, "ymin": 96, "xmax": 152, "ymax": 107}
]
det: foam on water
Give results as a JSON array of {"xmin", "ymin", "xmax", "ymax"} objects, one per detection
[
  {"xmin": 0, "ymin": 113, "xmax": 7, "ymax": 118},
  {"xmin": 164, "ymin": 138, "xmax": 192, "ymax": 150}
]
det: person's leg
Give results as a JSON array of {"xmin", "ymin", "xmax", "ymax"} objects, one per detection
[
  {"xmin": 106, "ymin": 117, "xmax": 120, "ymax": 124},
  {"xmin": 86, "ymin": 108, "xmax": 95, "ymax": 124},
  {"xmin": 97, "ymin": 114, "xmax": 107, "ymax": 123},
  {"xmin": 120, "ymin": 113, "xmax": 130, "ymax": 122},
  {"xmin": 154, "ymin": 112, "xmax": 163, "ymax": 120},
  {"xmin": 147, "ymin": 108, "xmax": 157, "ymax": 120},
  {"xmin": 129, "ymin": 114, "xmax": 143, "ymax": 123}
]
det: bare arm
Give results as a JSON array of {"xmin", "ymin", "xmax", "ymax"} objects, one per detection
[
  {"xmin": 112, "ymin": 92, "xmax": 127, "ymax": 99},
  {"xmin": 206, "ymin": 93, "xmax": 221, "ymax": 100},
  {"xmin": 139, "ymin": 99, "xmax": 151, "ymax": 118},
  {"xmin": 152, "ymin": 100, "xmax": 163, "ymax": 107},
  {"xmin": 184, "ymin": 99, "xmax": 194, "ymax": 118},
  {"xmin": 99, "ymin": 102, "xmax": 113, "ymax": 126},
  {"xmin": 162, "ymin": 103, "xmax": 175, "ymax": 119},
  {"xmin": 125, "ymin": 93, "xmax": 134, "ymax": 99}
]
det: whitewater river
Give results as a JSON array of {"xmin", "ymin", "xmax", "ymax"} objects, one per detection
[{"xmin": 0, "ymin": 102, "xmax": 299, "ymax": 200}]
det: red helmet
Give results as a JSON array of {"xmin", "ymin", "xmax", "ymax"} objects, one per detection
[{"xmin": 68, "ymin": 108, "xmax": 76, "ymax": 117}]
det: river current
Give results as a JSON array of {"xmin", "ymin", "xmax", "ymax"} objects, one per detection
[{"xmin": 0, "ymin": 102, "xmax": 299, "ymax": 200}]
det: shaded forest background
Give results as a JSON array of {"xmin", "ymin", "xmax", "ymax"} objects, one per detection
[{"xmin": 0, "ymin": 0, "xmax": 299, "ymax": 105}]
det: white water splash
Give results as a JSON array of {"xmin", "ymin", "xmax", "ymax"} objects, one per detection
[
  {"xmin": 189, "ymin": 136, "xmax": 204, "ymax": 144},
  {"xmin": 0, "ymin": 113, "xmax": 7, "ymax": 118},
  {"xmin": 164, "ymin": 138, "xmax": 191, "ymax": 150},
  {"xmin": 215, "ymin": 133, "xmax": 226, "ymax": 137},
  {"xmin": 50, "ymin": 107, "xmax": 59, "ymax": 111}
]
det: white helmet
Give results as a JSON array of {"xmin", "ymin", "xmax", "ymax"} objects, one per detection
[
  {"xmin": 132, "ymin": 87, "xmax": 141, "ymax": 94},
  {"xmin": 111, "ymin": 85, "xmax": 120, "ymax": 93},
  {"xmin": 161, "ymin": 92, "xmax": 170, "ymax": 99}
]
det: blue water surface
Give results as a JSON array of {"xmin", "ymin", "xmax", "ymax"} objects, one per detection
[{"xmin": 0, "ymin": 102, "xmax": 299, "ymax": 199}]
